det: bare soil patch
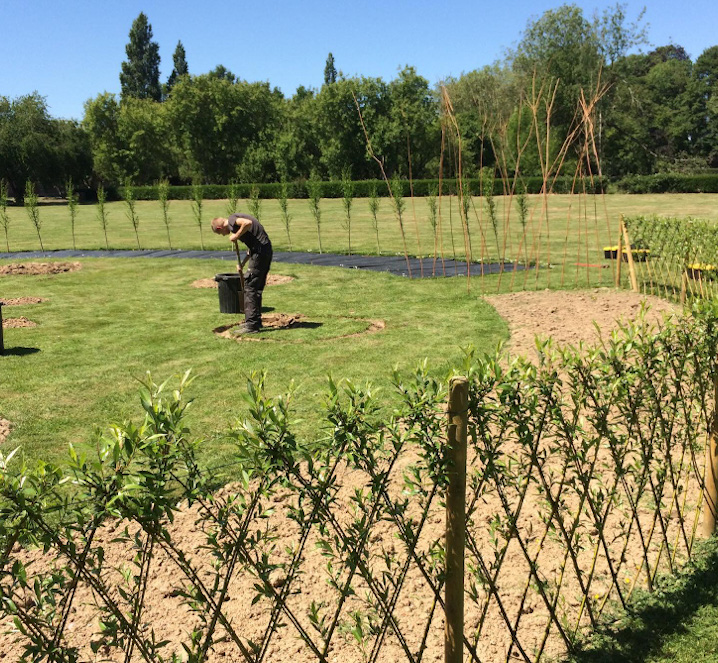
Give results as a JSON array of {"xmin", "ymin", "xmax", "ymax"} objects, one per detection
[
  {"xmin": 214, "ymin": 314, "xmax": 385, "ymax": 342},
  {"xmin": 191, "ymin": 274, "xmax": 295, "ymax": 288},
  {"xmin": 0, "ymin": 296, "xmax": 47, "ymax": 305},
  {"xmin": 0, "ymin": 262, "xmax": 81, "ymax": 276},
  {"xmin": 0, "ymin": 418, "xmax": 10, "ymax": 445},
  {"xmin": 484, "ymin": 288, "xmax": 679, "ymax": 359},
  {"xmin": 2, "ymin": 316, "xmax": 37, "ymax": 328}
]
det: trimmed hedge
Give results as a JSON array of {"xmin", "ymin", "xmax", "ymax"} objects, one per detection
[
  {"xmin": 616, "ymin": 173, "xmax": 718, "ymax": 194},
  {"xmin": 121, "ymin": 175, "xmax": 608, "ymax": 201}
]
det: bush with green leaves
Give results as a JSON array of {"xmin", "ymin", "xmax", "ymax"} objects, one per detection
[
  {"xmin": 1, "ymin": 304, "xmax": 716, "ymax": 662},
  {"xmin": 157, "ymin": 178, "xmax": 171, "ymax": 249},
  {"xmin": 96, "ymin": 183, "xmax": 110, "ymax": 249},
  {"xmin": 65, "ymin": 178, "xmax": 79, "ymax": 250},
  {"xmin": 368, "ymin": 182, "xmax": 381, "ymax": 254},
  {"xmin": 342, "ymin": 166, "xmax": 354, "ymax": 255},
  {"xmin": 226, "ymin": 180, "xmax": 239, "ymax": 217},
  {"xmin": 248, "ymin": 185, "xmax": 261, "ymax": 221},
  {"xmin": 23, "ymin": 180, "xmax": 43, "ymax": 252},
  {"xmin": 191, "ymin": 180, "xmax": 204, "ymax": 249},
  {"xmin": 0, "ymin": 180, "xmax": 10, "ymax": 251},
  {"xmin": 279, "ymin": 179, "xmax": 292, "ymax": 250},
  {"xmin": 307, "ymin": 174, "xmax": 323, "ymax": 253},
  {"xmin": 122, "ymin": 179, "xmax": 141, "ymax": 249}
]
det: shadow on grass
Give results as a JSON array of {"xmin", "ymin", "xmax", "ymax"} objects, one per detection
[
  {"xmin": 567, "ymin": 537, "xmax": 718, "ymax": 662},
  {"xmin": 1, "ymin": 347, "xmax": 41, "ymax": 356}
]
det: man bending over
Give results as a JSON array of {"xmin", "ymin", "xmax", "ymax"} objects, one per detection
[{"xmin": 211, "ymin": 213, "xmax": 273, "ymax": 334}]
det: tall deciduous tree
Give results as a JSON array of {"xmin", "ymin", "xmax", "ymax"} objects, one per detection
[
  {"xmin": 165, "ymin": 41, "xmax": 189, "ymax": 97},
  {"xmin": 208, "ymin": 65, "xmax": 237, "ymax": 83},
  {"xmin": 120, "ymin": 12, "xmax": 162, "ymax": 102},
  {"xmin": 0, "ymin": 94, "xmax": 60, "ymax": 203},
  {"xmin": 84, "ymin": 93, "xmax": 172, "ymax": 184},
  {"xmin": 324, "ymin": 53, "xmax": 337, "ymax": 85},
  {"xmin": 690, "ymin": 46, "xmax": 718, "ymax": 166}
]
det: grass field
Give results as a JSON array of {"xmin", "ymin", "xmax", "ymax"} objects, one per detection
[
  {"xmin": 0, "ymin": 257, "xmax": 512, "ymax": 474},
  {"xmin": 3, "ymin": 193, "xmax": 718, "ymax": 268},
  {"xmin": 4, "ymin": 193, "xmax": 718, "ymax": 663}
]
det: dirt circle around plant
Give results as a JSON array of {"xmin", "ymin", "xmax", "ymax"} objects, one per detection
[
  {"xmin": 2, "ymin": 316, "xmax": 37, "ymax": 329},
  {"xmin": 191, "ymin": 274, "xmax": 295, "ymax": 289},
  {"xmin": 214, "ymin": 313, "xmax": 385, "ymax": 342},
  {"xmin": 0, "ymin": 419, "xmax": 11, "ymax": 445},
  {"xmin": 0, "ymin": 296, "xmax": 47, "ymax": 306},
  {"xmin": 0, "ymin": 261, "xmax": 81, "ymax": 276}
]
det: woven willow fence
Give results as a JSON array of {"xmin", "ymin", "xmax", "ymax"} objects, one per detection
[
  {"xmin": 622, "ymin": 215, "xmax": 718, "ymax": 303},
  {"xmin": 1, "ymin": 306, "xmax": 718, "ymax": 663}
]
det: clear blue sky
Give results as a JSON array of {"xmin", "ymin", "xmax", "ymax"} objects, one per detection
[{"xmin": 4, "ymin": 0, "xmax": 717, "ymax": 121}]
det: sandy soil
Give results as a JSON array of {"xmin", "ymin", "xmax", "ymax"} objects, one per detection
[
  {"xmin": 0, "ymin": 288, "xmax": 690, "ymax": 662},
  {"xmin": 0, "ymin": 296, "xmax": 47, "ymax": 305},
  {"xmin": 0, "ymin": 262, "xmax": 81, "ymax": 276},
  {"xmin": 485, "ymin": 288, "xmax": 679, "ymax": 359},
  {"xmin": 0, "ymin": 419, "xmax": 10, "ymax": 445},
  {"xmin": 1, "ymin": 316, "xmax": 36, "ymax": 328},
  {"xmin": 192, "ymin": 274, "xmax": 295, "ymax": 288}
]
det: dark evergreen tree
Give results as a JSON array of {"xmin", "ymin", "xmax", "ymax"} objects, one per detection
[
  {"xmin": 120, "ymin": 12, "xmax": 162, "ymax": 102},
  {"xmin": 165, "ymin": 40, "xmax": 188, "ymax": 96},
  {"xmin": 324, "ymin": 53, "xmax": 337, "ymax": 85}
]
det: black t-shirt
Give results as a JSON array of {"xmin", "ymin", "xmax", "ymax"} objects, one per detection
[{"xmin": 228, "ymin": 213, "xmax": 272, "ymax": 254}]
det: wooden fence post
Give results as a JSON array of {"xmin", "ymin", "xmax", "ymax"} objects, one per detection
[
  {"xmin": 620, "ymin": 216, "xmax": 639, "ymax": 293},
  {"xmin": 703, "ymin": 368, "xmax": 718, "ymax": 537},
  {"xmin": 445, "ymin": 376, "xmax": 468, "ymax": 663},
  {"xmin": 615, "ymin": 216, "xmax": 623, "ymax": 288}
]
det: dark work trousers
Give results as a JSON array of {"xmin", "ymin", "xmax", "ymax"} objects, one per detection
[{"xmin": 243, "ymin": 249, "xmax": 272, "ymax": 329}]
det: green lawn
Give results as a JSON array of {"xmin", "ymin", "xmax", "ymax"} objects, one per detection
[
  {"xmin": 0, "ymin": 256, "xmax": 509, "ymax": 475},
  {"xmin": 4, "ymin": 193, "xmax": 718, "ymax": 663},
  {"xmin": 568, "ymin": 538, "xmax": 718, "ymax": 663},
  {"xmin": 3, "ymin": 193, "xmax": 718, "ymax": 268}
]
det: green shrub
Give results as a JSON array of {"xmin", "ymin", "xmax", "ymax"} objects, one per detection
[
  {"xmin": 617, "ymin": 173, "xmax": 718, "ymax": 194},
  {"xmin": 126, "ymin": 175, "xmax": 609, "ymax": 201}
]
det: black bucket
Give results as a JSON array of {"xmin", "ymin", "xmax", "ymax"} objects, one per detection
[{"xmin": 214, "ymin": 273, "xmax": 244, "ymax": 314}]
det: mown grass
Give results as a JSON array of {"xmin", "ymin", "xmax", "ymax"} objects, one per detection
[
  {"xmin": 4, "ymin": 193, "xmax": 718, "ymax": 663},
  {"xmin": 2, "ymin": 193, "xmax": 718, "ymax": 267},
  {"xmin": 0, "ymin": 257, "xmax": 515, "ymax": 476},
  {"xmin": 567, "ymin": 538, "xmax": 718, "ymax": 663}
]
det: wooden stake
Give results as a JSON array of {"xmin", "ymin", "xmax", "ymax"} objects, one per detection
[
  {"xmin": 703, "ymin": 369, "xmax": 718, "ymax": 537},
  {"xmin": 620, "ymin": 216, "xmax": 639, "ymax": 292},
  {"xmin": 615, "ymin": 217, "xmax": 623, "ymax": 288},
  {"xmin": 445, "ymin": 376, "xmax": 468, "ymax": 663}
]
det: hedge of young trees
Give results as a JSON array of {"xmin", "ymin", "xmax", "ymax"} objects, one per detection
[{"xmin": 2, "ymin": 4, "xmax": 718, "ymax": 198}]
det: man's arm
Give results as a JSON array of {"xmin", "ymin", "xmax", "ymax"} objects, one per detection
[{"xmin": 229, "ymin": 217, "xmax": 252, "ymax": 243}]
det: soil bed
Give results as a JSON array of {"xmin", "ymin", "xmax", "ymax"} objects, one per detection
[
  {"xmin": 0, "ymin": 262, "xmax": 81, "ymax": 276},
  {"xmin": 484, "ymin": 288, "xmax": 679, "ymax": 358},
  {"xmin": 0, "ymin": 419, "xmax": 10, "ymax": 445},
  {"xmin": 214, "ymin": 314, "xmax": 385, "ymax": 341},
  {"xmin": 191, "ymin": 274, "xmax": 294, "ymax": 288},
  {"xmin": 0, "ymin": 296, "xmax": 47, "ymax": 305},
  {"xmin": 2, "ymin": 316, "xmax": 37, "ymax": 328}
]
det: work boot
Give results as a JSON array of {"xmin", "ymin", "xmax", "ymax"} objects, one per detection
[{"xmin": 231, "ymin": 323, "xmax": 260, "ymax": 336}]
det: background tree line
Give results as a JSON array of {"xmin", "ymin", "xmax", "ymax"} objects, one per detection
[{"xmin": 2, "ymin": 4, "xmax": 718, "ymax": 202}]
